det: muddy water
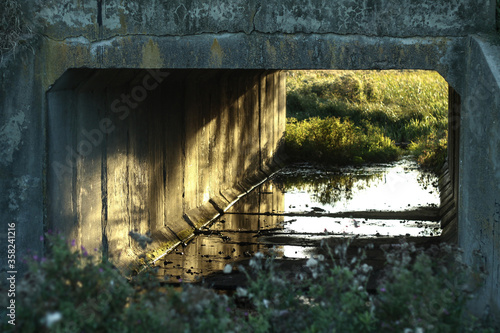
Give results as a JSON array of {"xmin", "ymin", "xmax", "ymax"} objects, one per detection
[{"xmin": 155, "ymin": 158, "xmax": 441, "ymax": 284}]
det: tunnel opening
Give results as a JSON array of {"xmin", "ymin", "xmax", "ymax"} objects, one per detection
[{"xmin": 45, "ymin": 68, "xmax": 460, "ymax": 275}]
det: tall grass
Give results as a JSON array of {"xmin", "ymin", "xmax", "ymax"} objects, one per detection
[{"xmin": 285, "ymin": 70, "xmax": 449, "ymax": 172}]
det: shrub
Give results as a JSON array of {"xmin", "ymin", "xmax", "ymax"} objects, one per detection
[
  {"xmin": 408, "ymin": 129, "xmax": 448, "ymax": 173},
  {"xmin": 285, "ymin": 70, "xmax": 449, "ymax": 171},
  {"xmin": 4, "ymin": 235, "xmax": 133, "ymax": 332},
  {"xmin": 2, "ymin": 233, "xmax": 496, "ymax": 332},
  {"xmin": 285, "ymin": 116, "xmax": 399, "ymax": 165},
  {"xmin": 374, "ymin": 242, "xmax": 492, "ymax": 332}
]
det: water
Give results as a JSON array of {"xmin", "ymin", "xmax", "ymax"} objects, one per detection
[{"xmin": 155, "ymin": 158, "xmax": 440, "ymax": 284}]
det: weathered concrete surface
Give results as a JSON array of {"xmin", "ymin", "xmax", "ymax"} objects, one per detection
[
  {"xmin": 37, "ymin": 33, "xmax": 467, "ymax": 94},
  {"xmin": 460, "ymin": 34, "xmax": 500, "ymax": 318},
  {"xmin": 0, "ymin": 38, "xmax": 45, "ymax": 273},
  {"xmin": 22, "ymin": 0, "xmax": 494, "ymax": 40},
  {"xmin": 0, "ymin": 0, "xmax": 499, "ymax": 321},
  {"xmin": 45, "ymin": 69, "xmax": 285, "ymax": 269}
]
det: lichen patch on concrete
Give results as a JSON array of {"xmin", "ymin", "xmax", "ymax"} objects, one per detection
[{"xmin": 0, "ymin": 111, "xmax": 26, "ymax": 166}]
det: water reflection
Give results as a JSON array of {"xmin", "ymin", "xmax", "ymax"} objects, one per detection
[
  {"xmin": 156, "ymin": 158, "xmax": 440, "ymax": 283},
  {"xmin": 156, "ymin": 182, "xmax": 284, "ymax": 283},
  {"xmin": 276, "ymin": 158, "xmax": 439, "ymax": 213}
]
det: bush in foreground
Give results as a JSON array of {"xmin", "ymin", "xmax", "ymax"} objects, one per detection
[{"xmin": 1, "ymin": 234, "xmax": 496, "ymax": 332}]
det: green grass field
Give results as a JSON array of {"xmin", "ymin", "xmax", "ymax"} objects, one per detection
[{"xmin": 285, "ymin": 70, "xmax": 449, "ymax": 172}]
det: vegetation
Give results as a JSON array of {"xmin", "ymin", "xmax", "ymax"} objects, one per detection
[
  {"xmin": 285, "ymin": 70, "xmax": 449, "ymax": 172},
  {"xmin": 1, "ymin": 234, "xmax": 496, "ymax": 332}
]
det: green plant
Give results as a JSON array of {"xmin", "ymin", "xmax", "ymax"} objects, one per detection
[
  {"xmin": 2, "ymin": 233, "xmax": 497, "ymax": 332},
  {"xmin": 285, "ymin": 70, "xmax": 449, "ymax": 171},
  {"xmin": 238, "ymin": 244, "xmax": 377, "ymax": 333},
  {"xmin": 285, "ymin": 116, "xmax": 399, "ymax": 165},
  {"xmin": 374, "ymin": 242, "xmax": 490, "ymax": 332},
  {"xmin": 5, "ymin": 234, "xmax": 134, "ymax": 332},
  {"xmin": 408, "ymin": 129, "xmax": 448, "ymax": 172}
]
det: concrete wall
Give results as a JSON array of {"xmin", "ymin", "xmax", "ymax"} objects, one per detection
[
  {"xmin": 45, "ymin": 69, "xmax": 285, "ymax": 268},
  {"xmin": 0, "ymin": 37, "xmax": 45, "ymax": 273},
  {"xmin": 1, "ymin": 0, "xmax": 500, "ymax": 319},
  {"xmin": 460, "ymin": 35, "xmax": 500, "ymax": 317},
  {"xmin": 22, "ymin": 0, "xmax": 494, "ymax": 39}
]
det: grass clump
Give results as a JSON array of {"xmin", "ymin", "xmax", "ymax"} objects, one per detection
[
  {"xmin": 286, "ymin": 116, "xmax": 399, "ymax": 165},
  {"xmin": 285, "ymin": 70, "xmax": 449, "ymax": 172},
  {"xmin": 2, "ymin": 234, "xmax": 496, "ymax": 332}
]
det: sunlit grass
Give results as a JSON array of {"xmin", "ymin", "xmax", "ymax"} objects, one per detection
[{"xmin": 285, "ymin": 70, "xmax": 449, "ymax": 172}]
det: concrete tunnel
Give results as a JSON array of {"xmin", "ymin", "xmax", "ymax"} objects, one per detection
[
  {"xmin": 2, "ymin": 0, "xmax": 499, "ymax": 317},
  {"xmin": 46, "ymin": 69, "xmax": 286, "ymax": 268}
]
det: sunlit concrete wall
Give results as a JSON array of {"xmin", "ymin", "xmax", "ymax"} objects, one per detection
[{"xmin": 46, "ymin": 69, "xmax": 285, "ymax": 269}]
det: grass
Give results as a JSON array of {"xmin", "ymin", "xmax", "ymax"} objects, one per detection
[
  {"xmin": 1, "ymin": 233, "xmax": 496, "ymax": 332},
  {"xmin": 285, "ymin": 70, "xmax": 449, "ymax": 172}
]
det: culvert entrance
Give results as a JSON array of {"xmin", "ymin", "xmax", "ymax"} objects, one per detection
[
  {"xmin": 152, "ymin": 70, "xmax": 461, "ymax": 285},
  {"xmin": 45, "ymin": 68, "xmax": 460, "ymax": 274}
]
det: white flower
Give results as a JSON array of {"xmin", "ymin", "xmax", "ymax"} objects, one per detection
[
  {"xmin": 361, "ymin": 263, "xmax": 372, "ymax": 273},
  {"xmin": 42, "ymin": 312, "xmax": 62, "ymax": 328},
  {"xmin": 415, "ymin": 328, "xmax": 424, "ymax": 333},
  {"xmin": 223, "ymin": 264, "xmax": 233, "ymax": 274},
  {"xmin": 263, "ymin": 299, "xmax": 270, "ymax": 308},
  {"xmin": 306, "ymin": 257, "xmax": 318, "ymax": 268},
  {"xmin": 236, "ymin": 287, "xmax": 248, "ymax": 297},
  {"xmin": 254, "ymin": 252, "xmax": 264, "ymax": 259},
  {"xmin": 317, "ymin": 254, "xmax": 325, "ymax": 261}
]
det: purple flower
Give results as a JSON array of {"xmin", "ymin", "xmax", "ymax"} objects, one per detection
[
  {"xmin": 40, "ymin": 235, "xmax": 44, "ymax": 242},
  {"xmin": 443, "ymin": 309, "xmax": 449, "ymax": 315},
  {"xmin": 33, "ymin": 255, "xmax": 39, "ymax": 261},
  {"xmin": 226, "ymin": 307, "xmax": 231, "ymax": 312},
  {"xmin": 99, "ymin": 268, "xmax": 104, "ymax": 273},
  {"xmin": 41, "ymin": 257, "xmax": 47, "ymax": 263},
  {"xmin": 380, "ymin": 287, "xmax": 387, "ymax": 293},
  {"xmin": 71, "ymin": 239, "xmax": 76, "ymax": 247}
]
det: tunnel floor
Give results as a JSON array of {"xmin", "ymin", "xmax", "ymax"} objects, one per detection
[{"xmin": 154, "ymin": 157, "xmax": 442, "ymax": 287}]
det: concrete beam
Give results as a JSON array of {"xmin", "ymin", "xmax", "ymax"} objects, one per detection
[
  {"xmin": 38, "ymin": 33, "xmax": 466, "ymax": 94},
  {"xmin": 23, "ymin": 0, "xmax": 494, "ymax": 41}
]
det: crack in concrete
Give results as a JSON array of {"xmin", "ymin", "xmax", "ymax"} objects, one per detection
[{"xmin": 40, "ymin": 31, "xmax": 466, "ymax": 45}]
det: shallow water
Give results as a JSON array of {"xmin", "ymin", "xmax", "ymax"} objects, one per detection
[{"xmin": 155, "ymin": 158, "xmax": 441, "ymax": 283}]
